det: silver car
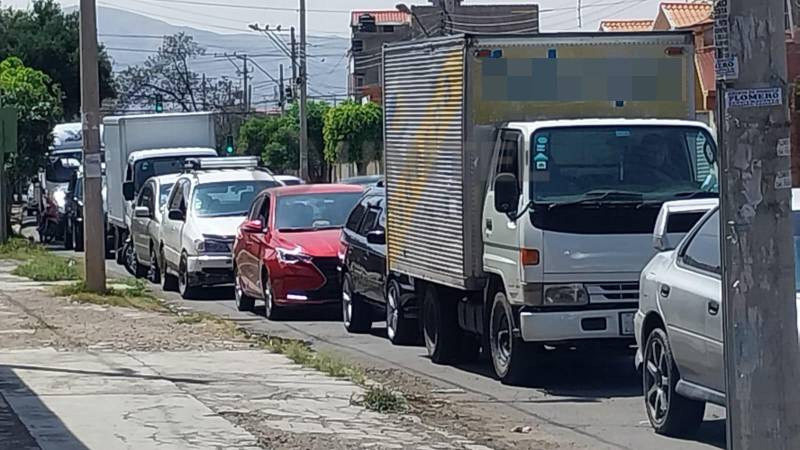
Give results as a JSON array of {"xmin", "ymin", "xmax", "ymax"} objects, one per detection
[
  {"xmin": 130, "ymin": 174, "xmax": 180, "ymax": 283},
  {"xmin": 635, "ymin": 193, "xmax": 800, "ymax": 436}
]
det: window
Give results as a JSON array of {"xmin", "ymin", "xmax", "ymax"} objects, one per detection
[
  {"xmin": 358, "ymin": 208, "xmax": 380, "ymax": 236},
  {"xmin": 377, "ymin": 206, "xmax": 386, "ymax": 234},
  {"xmin": 138, "ymin": 185, "xmax": 154, "ymax": 212},
  {"xmin": 258, "ymin": 196, "xmax": 271, "ymax": 224},
  {"xmin": 275, "ymin": 192, "xmax": 364, "ymax": 230},
  {"xmin": 168, "ymin": 180, "xmax": 186, "ymax": 212},
  {"xmin": 158, "ymin": 183, "xmax": 174, "ymax": 209},
  {"xmin": 382, "ymin": 25, "xmax": 395, "ymax": 33},
  {"xmin": 355, "ymin": 74, "xmax": 365, "ymax": 88},
  {"xmin": 681, "ymin": 211, "xmax": 721, "ymax": 275},
  {"xmin": 494, "ymin": 130, "xmax": 522, "ymax": 193},
  {"xmin": 248, "ymin": 196, "xmax": 264, "ymax": 221},
  {"xmin": 346, "ymin": 198, "xmax": 368, "ymax": 232},
  {"xmin": 193, "ymin": 180, "xmax": 278, "ymax": 218},
  {"xmin": 352, "ymin": 40, "xmax": 364, "ymax": 52}
]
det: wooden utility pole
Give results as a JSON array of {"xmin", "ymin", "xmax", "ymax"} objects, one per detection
[
  {"xmin": 716, "ymin": 1, "xmax": 800, "ymax": 449},
  {"xmin": 79, "ymin": 0, "xmax": 106, "ymax": 292},
  {"xmin": 298, "ymin": 0, "xmax": 309, "ymax": 181}
]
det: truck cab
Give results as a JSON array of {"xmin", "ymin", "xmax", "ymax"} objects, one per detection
[{"xmin": 482, "ymin": 119, "xmax": 717, "ymax": 353}]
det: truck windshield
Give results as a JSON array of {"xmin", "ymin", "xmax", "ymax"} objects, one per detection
[
  {"xmin": 46, "ymin": 153, "xmax": 82, "ymax": 183},
  {"xmin": 530, "ymin": 126, "xmax": 717, "ymax": 234},
  {"xmin": 134, "ymin": 157, "xmax": 192, "ymax": 192},
  {"xmin": 193, "ymin": 181, "xmax": 279, "ymax": 218},
  {"xmin": 531, "ymin": 126, "xmax": 717, "ymax": 203}
]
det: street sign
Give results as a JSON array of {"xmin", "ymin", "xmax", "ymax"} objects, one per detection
[
  {"xmin": 0, "ymin": 107, "xmax": 17, "ymax": 154},
  {"xmin": 715, "ymin": 56, "xmax": 739, "ymax": 81}
]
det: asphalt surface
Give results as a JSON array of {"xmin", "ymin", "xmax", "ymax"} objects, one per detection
[{"xmin": 49, "ymin": 240, "xmax": 726, "ymax": 450}]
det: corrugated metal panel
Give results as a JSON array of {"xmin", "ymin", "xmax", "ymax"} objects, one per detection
[{"xmin": 384, "ymin": 36, "xmax": 468, "ymax": 288}]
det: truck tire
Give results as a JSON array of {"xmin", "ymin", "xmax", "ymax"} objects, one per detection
[
  {"xmin": 422, "ymin": 285, "xmax": 459, "ymax": 364},
  {"xmin": 489, "ymin": 290, "xmax": 540, "ymax": 385}
]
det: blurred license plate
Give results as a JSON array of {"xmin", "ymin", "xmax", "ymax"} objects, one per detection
[{"xmin": 620, "ymin": 312, "xmax": 635, "ymax": 336}]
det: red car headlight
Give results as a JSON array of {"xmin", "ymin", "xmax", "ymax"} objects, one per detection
[{"xmin": 276, "ymin": 246, "xmax": 312, "ymax": 265}]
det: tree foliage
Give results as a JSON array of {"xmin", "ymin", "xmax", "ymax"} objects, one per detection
[
  {"xmin": 238, "ymin": 101, "xmax": 330, "ymax": 180},
  {"xmin": 322, "ymin": 101, "xmax": 382, "ymax": 166},
  {"xmin": 116, "ymin": 33, "xmax": 238, "ymax": 112},
  {"xmin": 0, "ymin": 57, "xmax": 62, "ymax": 182},
  {"xmin": 0, "ymin": 0, "xmax": 115, "ymax": 120}
]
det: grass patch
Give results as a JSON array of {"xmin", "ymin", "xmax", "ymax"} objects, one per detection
[
  {"xmin": 254, "ymin": 335, "xmax": 367, "ymax": 385},
  {"xmin": 54, "ymin": 281, "xmax": 169, "ymax": 313},
  {"xmin": 14, "ymin": 255, "xmax": 80, "ymax": 281},
  {"xmin": 355, "ymin": 384, "xmax": 407, "ymax": 414},
  {"xmin": 0, "ymin": 238, "xmax": 47, "ymax": 260}
]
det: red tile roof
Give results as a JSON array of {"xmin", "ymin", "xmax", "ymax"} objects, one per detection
[
  {"xmin": 351, "ymin": 11, "xmax": 411, "ymax": 27},
  {"xmin": 696, "ymin": 47, "xmax": 716, "ymax": 96},
  {"xmin": 660, "ymin": 2, "xmax": 713, "ymax": 29},
  {"xmin": 599, "ymin": 20, "xmax": 654, "ymax": 32}
]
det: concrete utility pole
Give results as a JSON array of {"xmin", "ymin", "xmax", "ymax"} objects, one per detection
[
  {"xmin": 577, "ymin": 0, "xmax": 582, "ymax": 29},
  {"xmin": 242, "ymin": 57, "xmax": 249, "ymax": 111},
  {"xmin": 279, "ymin": 64, "xmax": 285, "ymax": 114},
  {"xmin": 79, "ymin": 0, "xmax": 106, "ymax": 293},
  {"xmin": 298, "ymin": 0, "xmax": 309, "ymax": 181},
  {"xmin": 716, "ymin": 1, "xmax": 800, "ymax": 449}
]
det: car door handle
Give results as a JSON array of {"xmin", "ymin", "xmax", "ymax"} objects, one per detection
[
  {"xmin": 485, "ymin": 218, "xmax": 493, "ymax": 232},
  {"xmin": 659, "ymin": 284, "xmax": 671, "ymax": 298},
  {"xmin": 708, "ymin": 301, "xmax": 720, "ymax": 316}
]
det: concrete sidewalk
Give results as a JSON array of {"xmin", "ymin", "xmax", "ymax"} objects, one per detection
[{"xmin": 0, "ymin": 348, "xmax": 489, "ymax": 450}]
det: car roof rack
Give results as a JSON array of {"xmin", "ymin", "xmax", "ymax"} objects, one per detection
[{"xmin": 183, "ymin": 156, "xmax": 261, "ymax": 172}]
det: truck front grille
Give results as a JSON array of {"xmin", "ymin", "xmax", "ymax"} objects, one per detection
[{"xmin": 586, "ymin": 283, "xmax": 639, "ymax": 304}]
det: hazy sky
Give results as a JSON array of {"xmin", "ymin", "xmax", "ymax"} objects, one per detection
[{"xmin": 2, "ymin": 0, "xmax": 668, "ymax": 35}]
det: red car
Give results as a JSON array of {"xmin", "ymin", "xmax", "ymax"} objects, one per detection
[{"xmin": 232, "ymin": 184, "xmax": 365, "ymax": 319}]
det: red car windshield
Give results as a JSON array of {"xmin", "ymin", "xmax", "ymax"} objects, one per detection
[{"xmin": 276, "ymin": 192, "xmax": 362, "ymax": 231}]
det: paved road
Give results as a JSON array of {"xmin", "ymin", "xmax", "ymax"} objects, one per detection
[{"xmin": 63, "ymin": 249, "xmax": 726, "ymax": 450}]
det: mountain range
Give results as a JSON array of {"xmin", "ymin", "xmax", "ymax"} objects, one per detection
[{"xmin": 75, "ymin": 7, "xmax": 350, "ymax": 105}]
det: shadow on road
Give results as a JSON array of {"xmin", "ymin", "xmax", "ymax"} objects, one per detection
[{"xmin": 0, "ymin": 365, "xmax": 90, "ymax": 450}]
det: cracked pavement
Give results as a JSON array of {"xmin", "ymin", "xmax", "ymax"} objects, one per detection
[{"xmin": 0, "ymin": 262, "xmax": 492, "ymax": 450}]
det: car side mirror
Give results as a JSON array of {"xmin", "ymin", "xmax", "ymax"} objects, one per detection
[
  {"xmin": 241, "ymin": 219, "xmax": 264, "ymax": 233},
  {"xmin": 366, "ymin": 229, "xmax": 385, "ymax": 245},
  {"xmin": 168, "ymin": 209, "xmax": 185, "ymax": 221},
  {"xmin": 122, "ymin": 182, "xmax": 135, "ymax": 201},
  {"xmin": 652, "ymin": 200, "xmax": 718, "ymax": 252},
  {"xmin": 133, "ymin": 206, "xmax": 151, "ymax": 219},
  {"xmin": 494, "ymin": 173, "xmax": 520, "ymax": 214}
]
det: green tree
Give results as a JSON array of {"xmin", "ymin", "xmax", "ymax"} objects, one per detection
[
  {"xmin": 0, "ymin": 56, "xmax": 62, "ymax": 183},
  {"xmin": 0, "ymin": 0, "xmax": 115, "ymax": 119},
  {"xmin": 237, "ymin": 101, "xmax": 330, "ymax": 180},
  {"xmin": 323, "ymin": 101, "xmax": 382, "ymax": 174}
]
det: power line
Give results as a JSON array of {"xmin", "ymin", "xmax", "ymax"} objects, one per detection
[{"xmin": 125, "ymin": 0, "xmax": 352, "ymax": 14}]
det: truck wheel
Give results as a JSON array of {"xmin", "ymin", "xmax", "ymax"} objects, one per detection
[
  {"xmin": 63, "ymin": 220, "xmax": 74, "ymax": 250},
  {"xmin": 161, "ymin": 247, "xmax": 179, "ymax": 292},
  {"xmin": 489, "ymin": 290, "xmax": 539, "ymax": 385},
  {"xmin": 422, "ymin": 285, "xmax": 459, "ymax": 364},
  {"xmin": 386, "ymin": 279, "xmax": 417, "ymax": 345},
  {"xmin": 644, "ymin": 327, "xmax": 705, "ymax": 436},
  {"xmin": 178, "ymin": 254, "xmax": 199, "ymax": 299},
  {"xmin": 342, "ymin": 273, "xmax": 372, "ymax": 333}
]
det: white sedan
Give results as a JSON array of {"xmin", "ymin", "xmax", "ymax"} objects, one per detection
[{"xmin": 635, "ymin": 191, "xmax": 800, "ymax": 437}]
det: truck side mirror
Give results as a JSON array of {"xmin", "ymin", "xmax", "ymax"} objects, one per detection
[
  {"xmin": 122, "ymin": 182, "xmax": 135, "ymax": 201},
  {"xmin": 494, "ymin": 173, "xmax": 520, "ymax": 214}
]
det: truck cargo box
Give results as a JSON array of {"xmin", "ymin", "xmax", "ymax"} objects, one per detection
[{"xmin": 383, "ymin": 32, "xmax": 696, "ymax": 290}]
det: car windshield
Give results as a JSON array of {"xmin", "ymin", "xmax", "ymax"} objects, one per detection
[
  {"xmin": 531, "ymin": 126, "xmax": 718, "ymax": 204},
  {"xmin": 134, "ymin": 157, "xmax": 194, "ymax": 192},
  {"xmin": 46, "ymin": 154, "xmax": 81, "ymax": 183},
  {"xmin": 192, "ymin": 181, "xmax": 278, "ymax": 218},
  {"xmin": 275, "ymin": 192, "xmax": 363, "ymax": 231},
  {"xmin": 159, "ymin": 183, "xmax": 174, "ymax": 208}
]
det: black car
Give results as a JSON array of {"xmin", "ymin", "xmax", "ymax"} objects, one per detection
[
  {"xmin": 341, "ymin": 175, "xmax": 383, "ymax": 187},
  {"xmin": 63, "ymin": 169, "xmax": 114, "ymax": 256},
  {"xmin": 340, "ymin": 188, "xmax": 418, "ymax": 345}
]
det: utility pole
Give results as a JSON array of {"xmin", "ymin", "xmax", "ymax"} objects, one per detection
[
  {"xmin": 290, "ymin": 26, "xmax": 298, "ymax": 101},
  {"xmin": 79, "ymin": 0, "xmax": 106, "ymax": 293},
  {"xmin": 298, "ymin": 0, "xmax": 309, "ymax": 181},
  {"xmin": 716, "ymin": 1, "xmax": 800, "ymax": 449},
  {"xmin": 242, "ymin": 56, "xmax": 249, "ymax": 111},
  {"xmin": 201, "ymin": 73, "xmax": 207, "ymax": 110},
  {"xmin": 279, "ymin": 64, "xmax": 285, "ymax": 114},
  {"xmin": 577, "ymin": 0, "xmax": 582, "ymax": 29}
]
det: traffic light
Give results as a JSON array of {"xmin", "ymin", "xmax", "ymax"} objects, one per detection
[
  {"xmin": 155, "ymin": 94, "xmax": 164, "ymax": 113},
  {"xmin": 284, "ymin": 86, "xmax": 294, "ymax": 103},
  {"xmin": 224, "ymin": 135, "xmax": 235, "ymax": 155}
]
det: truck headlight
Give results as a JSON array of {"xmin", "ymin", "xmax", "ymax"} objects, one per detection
[
  {"xmin": 544, "ymin": 284, "xmax": 589, "ymax": 306},
  {"xmin": 277, "ymin": 247, "xmax": 312, "ymax": 264},
  {"xmin": 193, "ymin": 239, "xmax": 205, "ymax": 253}
]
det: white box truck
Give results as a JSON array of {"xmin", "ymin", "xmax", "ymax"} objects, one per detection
[
  {"xmin": 104, "ymin": 112, "xmax": 218, "ymax": 264},
  {"xmin": 381, "ymin": 33, "xmax": 718, "ymax": 384}
]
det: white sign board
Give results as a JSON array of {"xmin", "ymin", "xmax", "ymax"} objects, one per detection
[
  {"xmin": 725, "ymin": 87, "xmax": 783, "ymax": 108},
  {"xmin": 715, "ymin": 56, "xmax": 739, "ymax": 81}
]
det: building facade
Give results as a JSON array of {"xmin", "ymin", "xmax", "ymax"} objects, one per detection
[{"xmin": 348, "ymin": 11, "xmax": 412, "ymax": 103}]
